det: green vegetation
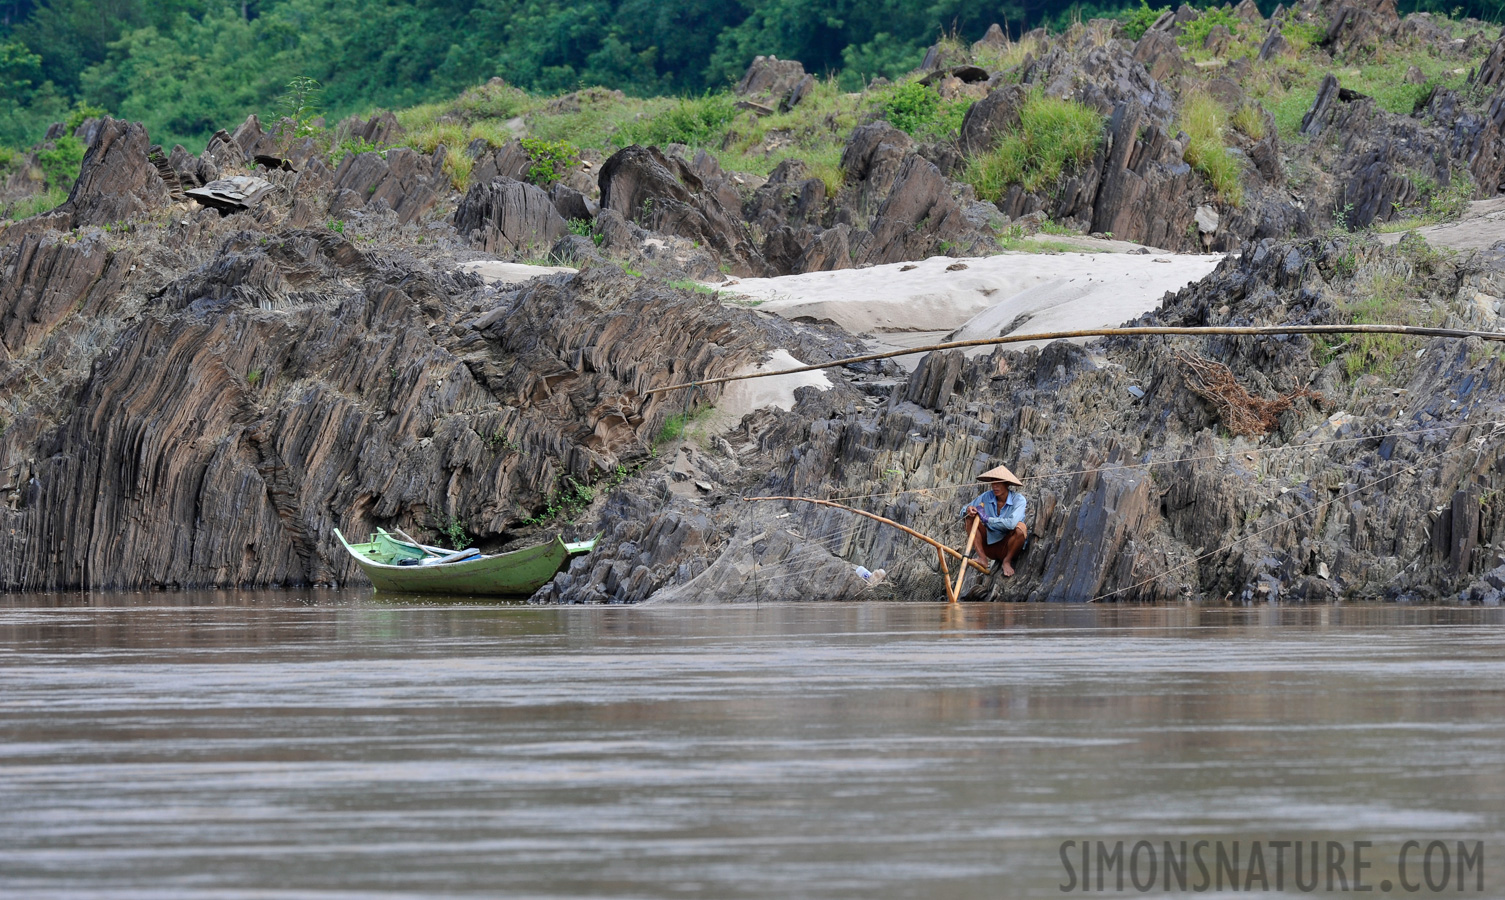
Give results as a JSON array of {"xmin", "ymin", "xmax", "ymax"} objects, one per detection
[
  {"xmin": 485, "ymin": 427, "xmax": 521, "ymax": 453},
  {"xmin": 1425, "ymin": 174, "xmax": 1474, "ymax": 221},
  {"xmin": 657, "ymin": 404, "xmax": 715, "ymax": 445},
  {"xmin": 971, "ymin": 31, "xmax": 1043, "ymax": 71},
  {"xmin": 1177, "ymin": 6, "xmax": 1243, "ymax": 50},
  {"xmin": 2, "ymin": 186, "xmax": 68, "ymax": 222},
  {"xmin": 878, "ymin": 80, "xmax": 969, "ymax": 139},
  {"xmin": 709, "ymin": 77, "xmax": 861, "ymax": 194},
  {"xmin": 963, "ymin": 90, "xmax": 1103, "ymax": 198},
  {"xmin": 1280, "ymin": 19, "xmax": 1327, "ymax": 53},
  {"xmin": 1317, "ymin": 268, "xmax": 1447, "ymax": 379},
  {"xmin": 667, "ymin": 278, "xmax": 717, "ymax": 294},
  {"xmin": 520, "ymin": 137, "xmax": 580, "ymax": 185},
  {"xmin": 442, "ymin": 516, "xmax": 468, "ymax": 550},
  {"xmin": 36, "ymin": 133, "xmax": 83, "ymax": 190},
  {"xmin": 276, "ymin": 75, "xmax": 323, "ymax": 138},
  {"xmin": 523, "ymin": 460, "xmax": 641, "ymax": 525},
  {"xmin": 615, "ymin": 92, "xmax": 738, "ymax": 148},
  {"xmin": 1372, "ymin": 174, "xmax": 1475, "ymax": 231},
  {"xmin": 3, "ymin": 0, "xmax": 1505, "ymax": 155},
  {"xmin": 1230, "ymin": 104, "xmax": 1265, "ymax": 141},
  {"xmin": 1178, "ymin": 92, "xmax": 1244, "ymax": 207},
  {"xmin": 1250, "ymin": 29, "xmax": 1486, "ymax": 143},
  {"xmin": 330, "ymin": 136, "xmax": 382, "ymax": 166},
  {"xmin": 1338, "ymin": 274, "xmax": 1412, "ymax": 379},
  {"xmin": 1119, "ymin": 1, "xmax": 1170, "ymax": 42}
]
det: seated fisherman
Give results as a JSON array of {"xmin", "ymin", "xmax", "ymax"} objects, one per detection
[{"xmin": 960, "ymin": 464, "xmax": 1027, "ymax": 578}]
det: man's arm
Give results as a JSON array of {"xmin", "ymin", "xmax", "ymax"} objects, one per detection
[{"xmin": 995, "ymin": 494, "xmax": 1027, "ymax": 530}]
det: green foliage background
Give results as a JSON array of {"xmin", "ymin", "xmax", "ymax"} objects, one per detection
[{"xmin": 0, "ymin": 0, "xmax": 1500, "ymax": 150}]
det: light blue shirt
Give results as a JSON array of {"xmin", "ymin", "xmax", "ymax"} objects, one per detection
[{"xmin": 961, "ymin": 488, "xmax": 1026, "ymax": 544}]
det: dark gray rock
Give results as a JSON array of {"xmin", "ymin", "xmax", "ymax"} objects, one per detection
[
  {"xmin": 744, "ymin": 159, "xmax": 828, "ymax": 247},
  {"xmin": 454, "ymin": 177, "xmax": 569, "ymax": 253},
  {"xmin": 735, "ymin": 56, "xmax": 815, "ymax": 112},
  {"xmin": 959, "ymin": 84, "xmax": 1027, "ymax": 157},
  {"xmin": 470, "ymin": 139, "xmax": 531, "ymax": 186},
  {"xmin": 905, "ymin": 350, "xmax": 965, "ymax": 410},
  {"xmin": 549, "ymin": 182, "xmax": 597, "ymax": 222},
  {"xmin": 329, "ymin": 146, "xmax": 450, "ymax": 224},
  {"xmin": 859, "ymin": 154, "xmax": 973, "ymax": 265},
  {"xmin": 1257, "ymin": 26, "xmax": 1291, "ymax": 60},
  {"xmin": 1133, "ymin": 29, "xmax": 1185, "ymax": 80},
  {"xmin": 839, "ymin": 122, "xmax": 915, "ymax": 216},
  {"xmin": 52, "ymin": 118, "xmax": 172, "ymax": 230},
  {"xmin": 598, "ymin": 145, "xmax": 763, "ymax": 275},
  {"xmin": 1325, "ymin": 0, "xmax": 1401, "ymax": 58},
  {"xmin": 793, "ymin": 224, "xmax": 858, "ymax": 273}
]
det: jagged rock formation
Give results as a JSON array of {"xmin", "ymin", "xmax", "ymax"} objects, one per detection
[
  {"xmin": 0, "ymin": 225, "xmax": 856, "ymax": 590},
  {"xmin": 735, "ymin": 56, "xmax": 814, "ymax": 113},
  {"xmin": 328, "ymin": 145, "xmax": 449, "ymax": 224},
  {"xmin": 455, "ymin": 177, "xmax": 568, "ymax": 252},
  {"xmin": 50, "ymin": 118, "xmax": 171, "ymax": 232},
  {"xmin": 599, "ymin": 145, "xmax": 766, "ymax": 275},
  {"xmin": 0, "ymin": 102, "xmax": 882, "ymax": 591},
  {"xmin": 4, "ymin": 0, "xmax": 1505, "ymax": 602},
  {"xmin": 542, "ymin": 233, "xmax": 1505, "ymax": 604}
]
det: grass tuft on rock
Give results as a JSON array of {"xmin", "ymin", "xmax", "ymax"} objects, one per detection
[
  {"xmin": 1178, "ymin": 92, "xmax": 1244, "ymax": 207},
  {"xmin": 962, "ymin": 90, "xmax": 1103, "ymax": 198}
]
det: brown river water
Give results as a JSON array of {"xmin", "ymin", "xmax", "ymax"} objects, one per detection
[{"xmin": 1, "ymin": 595, "xmax": 1503, "ymax": 898}]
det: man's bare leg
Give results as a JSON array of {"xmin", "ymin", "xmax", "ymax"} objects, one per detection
[{"xmin": 1000, "ymin": 525, "xmax": 1027, "ymax": 577}]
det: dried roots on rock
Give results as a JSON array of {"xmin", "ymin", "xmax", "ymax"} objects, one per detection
[{"xmin": 1174, "ymin": 352, "xmax": 1322, "ymax": 437}]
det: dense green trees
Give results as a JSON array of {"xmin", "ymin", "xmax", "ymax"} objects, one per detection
[{"xmin": 0, "ymin": 0, "xmax": 1500, "ymax": 151}]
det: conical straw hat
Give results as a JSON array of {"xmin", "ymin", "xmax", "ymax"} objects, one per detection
[{"xmin": 977, "ymin": 463, "xmax": 1023, "ymax": 486}]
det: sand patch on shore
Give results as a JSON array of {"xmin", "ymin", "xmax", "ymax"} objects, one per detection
[
  {"xmin": 700, "ymin": 349, "xmax": 833, "ymax": 432},
  {"xmin": 718, "ymin": 251, "xmax": 1224, "ymax": 357}
]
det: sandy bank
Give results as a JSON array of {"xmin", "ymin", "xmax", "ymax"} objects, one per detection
[
  {"xmin": 1376, "ymin": 198, "xmax": 1505, "ymax": 252},
  {"xmin": 716, "ymin": 249, "xmax": 1225, "ymax": 360},
  {"xmin": 460, "ymin": 260, "xmax": 578, "ymax": 284}
]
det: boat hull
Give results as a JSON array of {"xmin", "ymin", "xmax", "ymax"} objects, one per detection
[{"xmin": 335, "ymin": 529, "xmax": 592, "ymax": 596}]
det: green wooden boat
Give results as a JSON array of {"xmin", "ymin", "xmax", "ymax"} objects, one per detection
[{"xmin": 334, "ymin": 527, "xmax": 596, "ymax": 596}]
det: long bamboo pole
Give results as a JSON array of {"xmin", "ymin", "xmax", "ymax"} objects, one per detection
[
  {"xmin": 937, "ymin": 547, "xmax": 956, "ymax": 603},
  {"xmin": 953, "ymin": 516, "xmax": 981, "ymax": 603},
  {"xmin": 744, "ymin": 496, "xmax": 987, "ymax": 575},
  {"xmin": 644, "ymin": 324, "xmax": 1505, "ymax": 395}
]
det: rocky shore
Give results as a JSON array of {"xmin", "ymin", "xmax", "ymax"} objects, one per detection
[{"xmin": 1, "ymin": 0, "xmax": 1503, "ymax": 601}]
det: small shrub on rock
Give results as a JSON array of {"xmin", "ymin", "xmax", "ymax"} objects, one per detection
[
  {"xmin": 521, "ymin": 137, "xmax": 580, "ymax": 185},
  {"xmin": 1120, "ymin": 0, "xmax": 1170, "ymax": 41},
  {"xmin": 1178, "ymin": 7, "xmax": 1243, "ymax": 50},
  {"xmin": 36, "ymin": 134, "xmax": 83, "ymax": 190},
  {"xmin": 879, "ymin": 81, "xmax": 969, "ymax": 139}
]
